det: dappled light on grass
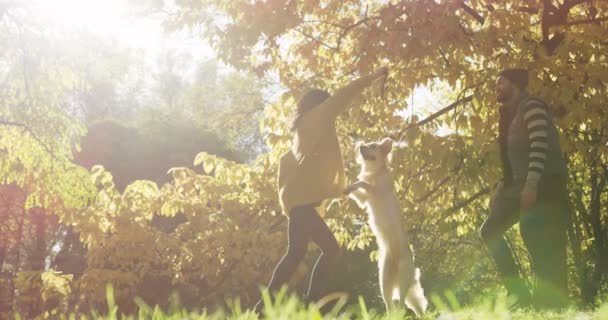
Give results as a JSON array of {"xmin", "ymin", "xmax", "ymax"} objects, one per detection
[{"xmin": 24, "ymin": 285, "xmax": 608, "ymax": 320}]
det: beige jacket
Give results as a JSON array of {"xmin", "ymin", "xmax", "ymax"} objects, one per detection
[{"xmin": 278, "ymin": 73, "xmax": 382, "ymax": 215}]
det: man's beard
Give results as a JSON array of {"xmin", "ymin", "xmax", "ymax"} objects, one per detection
[{"xmin": 496, "ymin": 90, "xmax": 513, "ymax": 104}]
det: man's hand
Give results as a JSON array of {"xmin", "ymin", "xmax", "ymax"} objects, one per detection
[{"xmin": 520, "ymin": 184, "xmax": 538, "ymax": 209}]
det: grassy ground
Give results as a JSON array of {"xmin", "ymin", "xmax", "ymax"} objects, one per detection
[{"xmin": 25, "ymin": 287, "xmax": 608, "ymax": 320}]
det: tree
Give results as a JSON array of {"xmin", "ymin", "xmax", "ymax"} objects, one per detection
[
  {"xmin": 0, "ymin": 8, "xmax": 99, "ymax": 318},
  {"xmin": 165, "ymin": 0, "xmax": 608, "ymax": 304},
  {"xmin": 0, "ymin": 5, "xmax": 270, "ymax": 316},
  {"xmin": 136, "ymin": 55, "xmax": 269, "ymax": 161}
]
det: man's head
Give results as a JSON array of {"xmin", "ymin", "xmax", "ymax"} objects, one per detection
[{"xmin": 495, "ymin": 68, "xmax": 528, "ymax": 104}]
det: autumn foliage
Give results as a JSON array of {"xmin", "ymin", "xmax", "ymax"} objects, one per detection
[{"xmin": 1, "ymin": 0, "xmax": 608, "ymax": 317}]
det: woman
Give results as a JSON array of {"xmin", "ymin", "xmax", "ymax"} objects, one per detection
[{"xmin": 256, "ymin": 67, "xmax": 388, "ymax": 311}]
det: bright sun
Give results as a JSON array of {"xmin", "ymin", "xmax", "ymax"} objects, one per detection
[
  {"xmin": 29, "ymin": 0, "xmax": 216, "ymax": 61},
  {"xmin": 32, "ymin": 0, "xmax": 162, "ymax": 53},
  {"xmin": 39, "ymin": 0, "xmax": 129, "ymax": 35}
]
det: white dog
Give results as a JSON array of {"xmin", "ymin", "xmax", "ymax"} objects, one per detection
[{"xmin": 345, "ymin": 138, "xmax": 428, "ymax": 316}]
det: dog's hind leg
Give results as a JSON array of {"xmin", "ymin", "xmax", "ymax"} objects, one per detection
[
  {"xmin": 406, "ymin": 268, "xmax": 428, "ymax": 317},
  {"xmin": 379, "ymin": 250, "xmax": 398, "ymax": 313},
  {"xmin": 398, "ymin": 254, "xmax": 428, "ymax": 317}
]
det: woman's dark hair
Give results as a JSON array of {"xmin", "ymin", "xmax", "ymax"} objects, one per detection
[{"xmin": 291, "ymin": 89, "xmax": 330, "ymax": 130}]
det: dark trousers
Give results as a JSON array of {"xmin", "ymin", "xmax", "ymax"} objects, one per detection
[
  {"xmin": 257, "ymin": 205, "xmax": 340, "ymax": 307},
  {"xmin": 480, "ymin": 177, "xmax": 569, "ymax": 309}
]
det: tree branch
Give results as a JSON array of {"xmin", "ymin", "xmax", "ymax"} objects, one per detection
[
  {"xmin": 0, "ymin": 120, "xmax": 26, "ymax": 127},
  {"xmin": 394, "ymin": 95, "xmax": 473, "ymax": 140},
  {"xmin": 405, "ymin": 162, "xmax": 436, "ymax": 182},
  {"xmin": 564, "ymin": 0, "xmax": 592, "ymax": 11},
  {"xmin": 302, "ymin": 19, "xmax": 348, "ymax": 29},
  {"xmin": 540, "ymin": 0, "xmax": 566, "ymax": 55},
  {"xmin": 565, "ymin": 16, "xmax": 608, "ymax": 26},
  {"xmin": 434, "ymin": 185, "xmax": 491, "ymax": 224},
  {"xmin": 438, "ymin": 49, "xmax": 451, "ymax": 67},
  {"xmin": 293, "ymin": 28, "xmax": 337, "ymax": 50},
  {"xmin": 447, "ymin": 186, "xmax": 490, "ymax": 214},
  {"xmin": 461, "ymin": 2, "xmax": 485, "ymax": 24},
  {"xmin": 513, "ymin": 5, "xmax": 540, "ymax": 14},
  {"xmin": 540, "ymin": 0, "xmax": 596, "ymax": 54},
  {"xmin": 0, "ymin": 118, "xmax": 62, "ymax": 162},
  {"xmin": 300, "ymin": 10, "xmax": 378, "ymax": 51},
  {"xmin": 413, "ymin": 155, "xmax": 464, "ymax": 204},
  {"xmin": 336, "ymin": 15, "xmax": 379, "ymax": 50},
  {"xmin": 414, "ymin": 175, "xmax": 452, "ymax": 203}
]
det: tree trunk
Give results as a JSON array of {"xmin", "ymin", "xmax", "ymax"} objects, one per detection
[
  {"xmin": 589, "ymin": 166, "xmax": 607, "ymax": 302},
  {"xmin": 28, "ymin": 208, "xmax": 47, "ymax": 271}
]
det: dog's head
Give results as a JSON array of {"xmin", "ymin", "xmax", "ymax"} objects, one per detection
[{"xmin": 355, "ymin": 138, "xmax": 393, "ymax": 173}]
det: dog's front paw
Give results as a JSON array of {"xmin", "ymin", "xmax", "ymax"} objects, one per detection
[
  {"xmin": 343, "ymin": 183, "xmax": 359, "ymax": 195},
  {"xmin": 343, "ymin": 181, "xmax": 370, "ymax": 195}
]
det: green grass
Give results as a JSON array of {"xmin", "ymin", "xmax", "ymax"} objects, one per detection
[{"xmin": 18, "ymin": 286, "xmax": 608, "ymax": 319}]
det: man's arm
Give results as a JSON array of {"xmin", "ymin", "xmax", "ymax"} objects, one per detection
[{"xmin": 523, "ymin": 99, "xmax": 550, "ymax": 190}]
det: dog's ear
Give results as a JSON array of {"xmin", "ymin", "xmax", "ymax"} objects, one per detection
[{"xmin": 379, "ymin": 138, "xmax": 393, "ymax": 154}]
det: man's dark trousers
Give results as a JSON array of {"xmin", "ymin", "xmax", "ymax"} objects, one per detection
[{"xmin": 480, "ymin": 176, "xmax": 569, "ymax": 309}]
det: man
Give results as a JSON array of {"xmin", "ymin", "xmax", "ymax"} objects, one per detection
[{"xmin": 480, "ymin": 68, "xmax": 570, "ymax": 309}]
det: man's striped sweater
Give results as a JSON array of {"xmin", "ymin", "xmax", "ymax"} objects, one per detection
[{"xmin": 499, "ymin": 92, "xmax": 568, "ymax": 190}]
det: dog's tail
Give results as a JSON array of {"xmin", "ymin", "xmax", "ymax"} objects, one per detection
[{"xmin": 399, "ymin": 264, "xmax": 428, "ymax": 316}]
